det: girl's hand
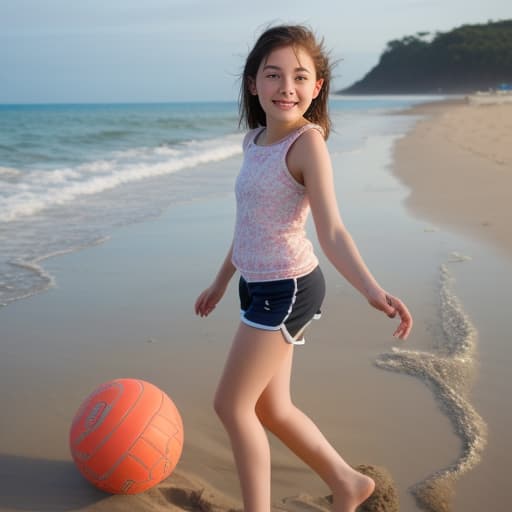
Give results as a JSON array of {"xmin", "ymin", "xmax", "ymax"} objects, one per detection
[
  {"xmin": 367, "ymin": 288, "xmax": 413, "ymax": 340},
  {"xmin": 194, "ymin": 283, "xmax": 226, "ymax": 318},
  {"xmin": 195, "ymin": 243, "xmax": 235, "ymax": 317}
]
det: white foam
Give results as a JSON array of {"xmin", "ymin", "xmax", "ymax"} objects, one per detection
[
  {"xmin": 376, "ymin": 262, "xmax": 487, "ymax": 510},
  {"xmin": 0, "ymin": 166, "xmax": 22, "ymax": 177},
  {"xmin": 30, "ymin": 168, "xmax": 82, "ymax": 185},
  {"xmin": 0, "ymin": 236, "xmax": 111, "ymax": 308},
  {"xmin": 77, "ymin": 159, "xmax": 117, "ymax": 174},
  {"xmin": 0, "ymin": 134, "xmax": 243, "ymax": 222}
]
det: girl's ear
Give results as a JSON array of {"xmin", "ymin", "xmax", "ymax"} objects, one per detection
[
  {"xmin": 312, "ymin": 78, "xmax": 324, "ymax": 99},
  {"xmin": 248, "ymin": 76, "xmax": 258, "ymax": 96}
]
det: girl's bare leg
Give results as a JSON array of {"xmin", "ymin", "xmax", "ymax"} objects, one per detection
[
  {"xmin": 255, "ymin": 346, "xmax": 375, "ymax": 512},
  {"xmin": 214, "ymin": 323, "xmax": 294, "ymax": 512}
]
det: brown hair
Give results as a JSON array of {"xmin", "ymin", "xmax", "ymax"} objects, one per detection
[{"xmin": 239, "ymin": 25, "xmax": 333, "ymax": 139}]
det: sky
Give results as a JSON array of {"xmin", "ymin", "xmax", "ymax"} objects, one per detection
[{"xmin": 1, "ymin": 0, "xmax": 510, "ymax": 104}]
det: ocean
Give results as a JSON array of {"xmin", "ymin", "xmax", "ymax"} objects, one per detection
[{"xmin": 0, "ymin": 96, "xmax": 440, "ymax": 308}]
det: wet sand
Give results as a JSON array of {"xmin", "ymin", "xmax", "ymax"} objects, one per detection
[
  {"xmin": 1, "ymin": 100, "xmax": 511, "ymax": 512},
  {"xmin": 389, "ymin": 98, "xmax": 512, "ymax": 512}
]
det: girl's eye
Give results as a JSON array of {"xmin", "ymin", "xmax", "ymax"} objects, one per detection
[
  {"xmin": 266, "ymin": 74, "xmax": 279, "ymax": 79},
  {"xmin": 296, "ymin": 76, "xmax": 308, "ymax": 81}
]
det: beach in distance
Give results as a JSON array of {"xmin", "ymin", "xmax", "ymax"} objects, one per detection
[{"xmin": 0, "ymin": 96, "xmax": 511, "ymax": 512}]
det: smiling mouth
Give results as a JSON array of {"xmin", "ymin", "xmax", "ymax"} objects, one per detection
[{"xmin": 273, "ymin": 100, "xmax": 298, "ymax": 109}]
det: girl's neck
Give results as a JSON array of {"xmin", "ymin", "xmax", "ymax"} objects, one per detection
[{"xmin": 260, "ymin": 118, "xmax": 309, "ymax": 145}]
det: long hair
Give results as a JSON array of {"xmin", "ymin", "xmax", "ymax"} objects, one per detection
[{"xmin": 239, "ymin": 25, "xmax": 333, "ymax": 139}]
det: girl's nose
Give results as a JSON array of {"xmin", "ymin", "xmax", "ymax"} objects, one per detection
[{"xmin": 280, "ymin": 77, "xmax": 295, "ymax": 95}]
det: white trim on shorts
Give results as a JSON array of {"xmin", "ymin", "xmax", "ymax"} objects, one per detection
[
  {"xmin": 239, "ymin": 278, "xmax": 308, "ymax": 345},
  {"xmin": 239, "ymin": 311, "xmax": 307, "ymax": 345}
]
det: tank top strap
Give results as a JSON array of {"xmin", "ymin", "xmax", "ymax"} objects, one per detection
[
  {"xmin": 243, "ymin": 124, "xmax": 323, "ymax": 153},
  {"xmin": 243, "ymin": 127, "xmax": 265, "ymax": 151},
  {"xmin": 281, "ymin": 123, "xmax": 324, "ymax": 153}
]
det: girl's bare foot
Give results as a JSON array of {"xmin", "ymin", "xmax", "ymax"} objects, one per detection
[{"xmin": 331, "ymin": 469, "xmax": 375, "ymax": 512}]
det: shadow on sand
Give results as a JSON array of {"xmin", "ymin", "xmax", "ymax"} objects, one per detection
[{"xmin": 0, "ymin": 454, "xmax": 106, "ymax": 511}]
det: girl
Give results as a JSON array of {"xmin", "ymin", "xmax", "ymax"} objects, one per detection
[{"xmin": 195, "ymin": 25, "xmax": 412, "ymax": 512}]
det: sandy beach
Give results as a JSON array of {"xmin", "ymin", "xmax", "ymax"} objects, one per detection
[
  {"xmin": 1, "ymin": 98, "xmax": 511, "ymax": 512},
  {"xmin": 393, "ymin": 99, "xmax": 512, "ymax": 260},
  {"xmin": 389, "ymin": 99, "xmax": 512, "ymax": 511}
]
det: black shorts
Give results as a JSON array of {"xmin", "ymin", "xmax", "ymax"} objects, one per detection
[{"xmin": 238, "ymin": 266, "xmax": 325, "ymax": 345}]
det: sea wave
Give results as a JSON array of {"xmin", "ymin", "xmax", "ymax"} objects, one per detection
[
  {"xmin": 0, "ymin": 134, "xmax": 243, "ymax": 223},
  {"xmin": 0, "ymin": 166, "xmax": 22, "ymax": 177}
]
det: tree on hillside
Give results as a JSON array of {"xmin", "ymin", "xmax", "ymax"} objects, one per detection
[{"xmin": 341, "ymin": 19, "xmax": 512, "ymax": 94}]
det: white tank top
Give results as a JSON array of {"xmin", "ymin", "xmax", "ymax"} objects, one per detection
[{"xmin": 231, "ymin": 124, "xmax": 321, "ymax": 282}]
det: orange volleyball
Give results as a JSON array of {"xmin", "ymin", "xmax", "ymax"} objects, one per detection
[{"xmin": 69, "ymin": 378, "xmax": 184, "ymax": 494}]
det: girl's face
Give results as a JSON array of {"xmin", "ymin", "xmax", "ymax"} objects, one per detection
[{"xmin": 249, "ymin": 45, "xmax": 324, "ymax": 128}]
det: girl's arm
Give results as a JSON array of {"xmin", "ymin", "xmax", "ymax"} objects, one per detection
[
  {"xmin": 289, "ymin": 129, "xmax": 412, "ymax": 339},
  {"xmin": 195, "ymin": 243, "xmax": 236, "ymax": 317}
]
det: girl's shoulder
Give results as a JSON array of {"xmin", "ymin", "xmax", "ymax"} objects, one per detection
[
  {"xmin": 287, "ymin": 123, "xmax": 330, "ymax": 176},
  {"xmin": 297, "ymin": 123, "xmax": 324, "ymax": 138},
  {"xmin": 290, "ymin": 123, "xmax": 326, "ymax": 152},
  {"xmin": 290, "ymin": 123, "xmax": 325, "ymax": 147}
]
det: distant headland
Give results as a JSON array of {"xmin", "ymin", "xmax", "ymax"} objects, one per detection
[{"xmin": 339, "ymin": 19, "xmax": 512, "ymax": 95}]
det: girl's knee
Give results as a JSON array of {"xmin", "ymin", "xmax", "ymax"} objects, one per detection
[
  {"xmin": 213, "ymin": 388, "xmax": 248, "ymax": 426},
  {"xmin": 213, "ymin": 388, "xmax": 229, "ymax": 420},
  {"xmin": 256, "ymin": 399, "xmax": 293, "ymax": 431}
]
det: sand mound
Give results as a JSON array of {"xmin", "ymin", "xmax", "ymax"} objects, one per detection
[
  {"xmin": 145, "ymin": 464, "xmax": 397, "ymax": 512},
  {"xmin": 281, "ymin": 464, "xmax": 398, "ymax": 512}
]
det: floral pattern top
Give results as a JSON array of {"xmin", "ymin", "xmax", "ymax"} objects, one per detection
[{"xmin": 232, "ymin": 124, "xmax": 322, "ymax": 282}]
